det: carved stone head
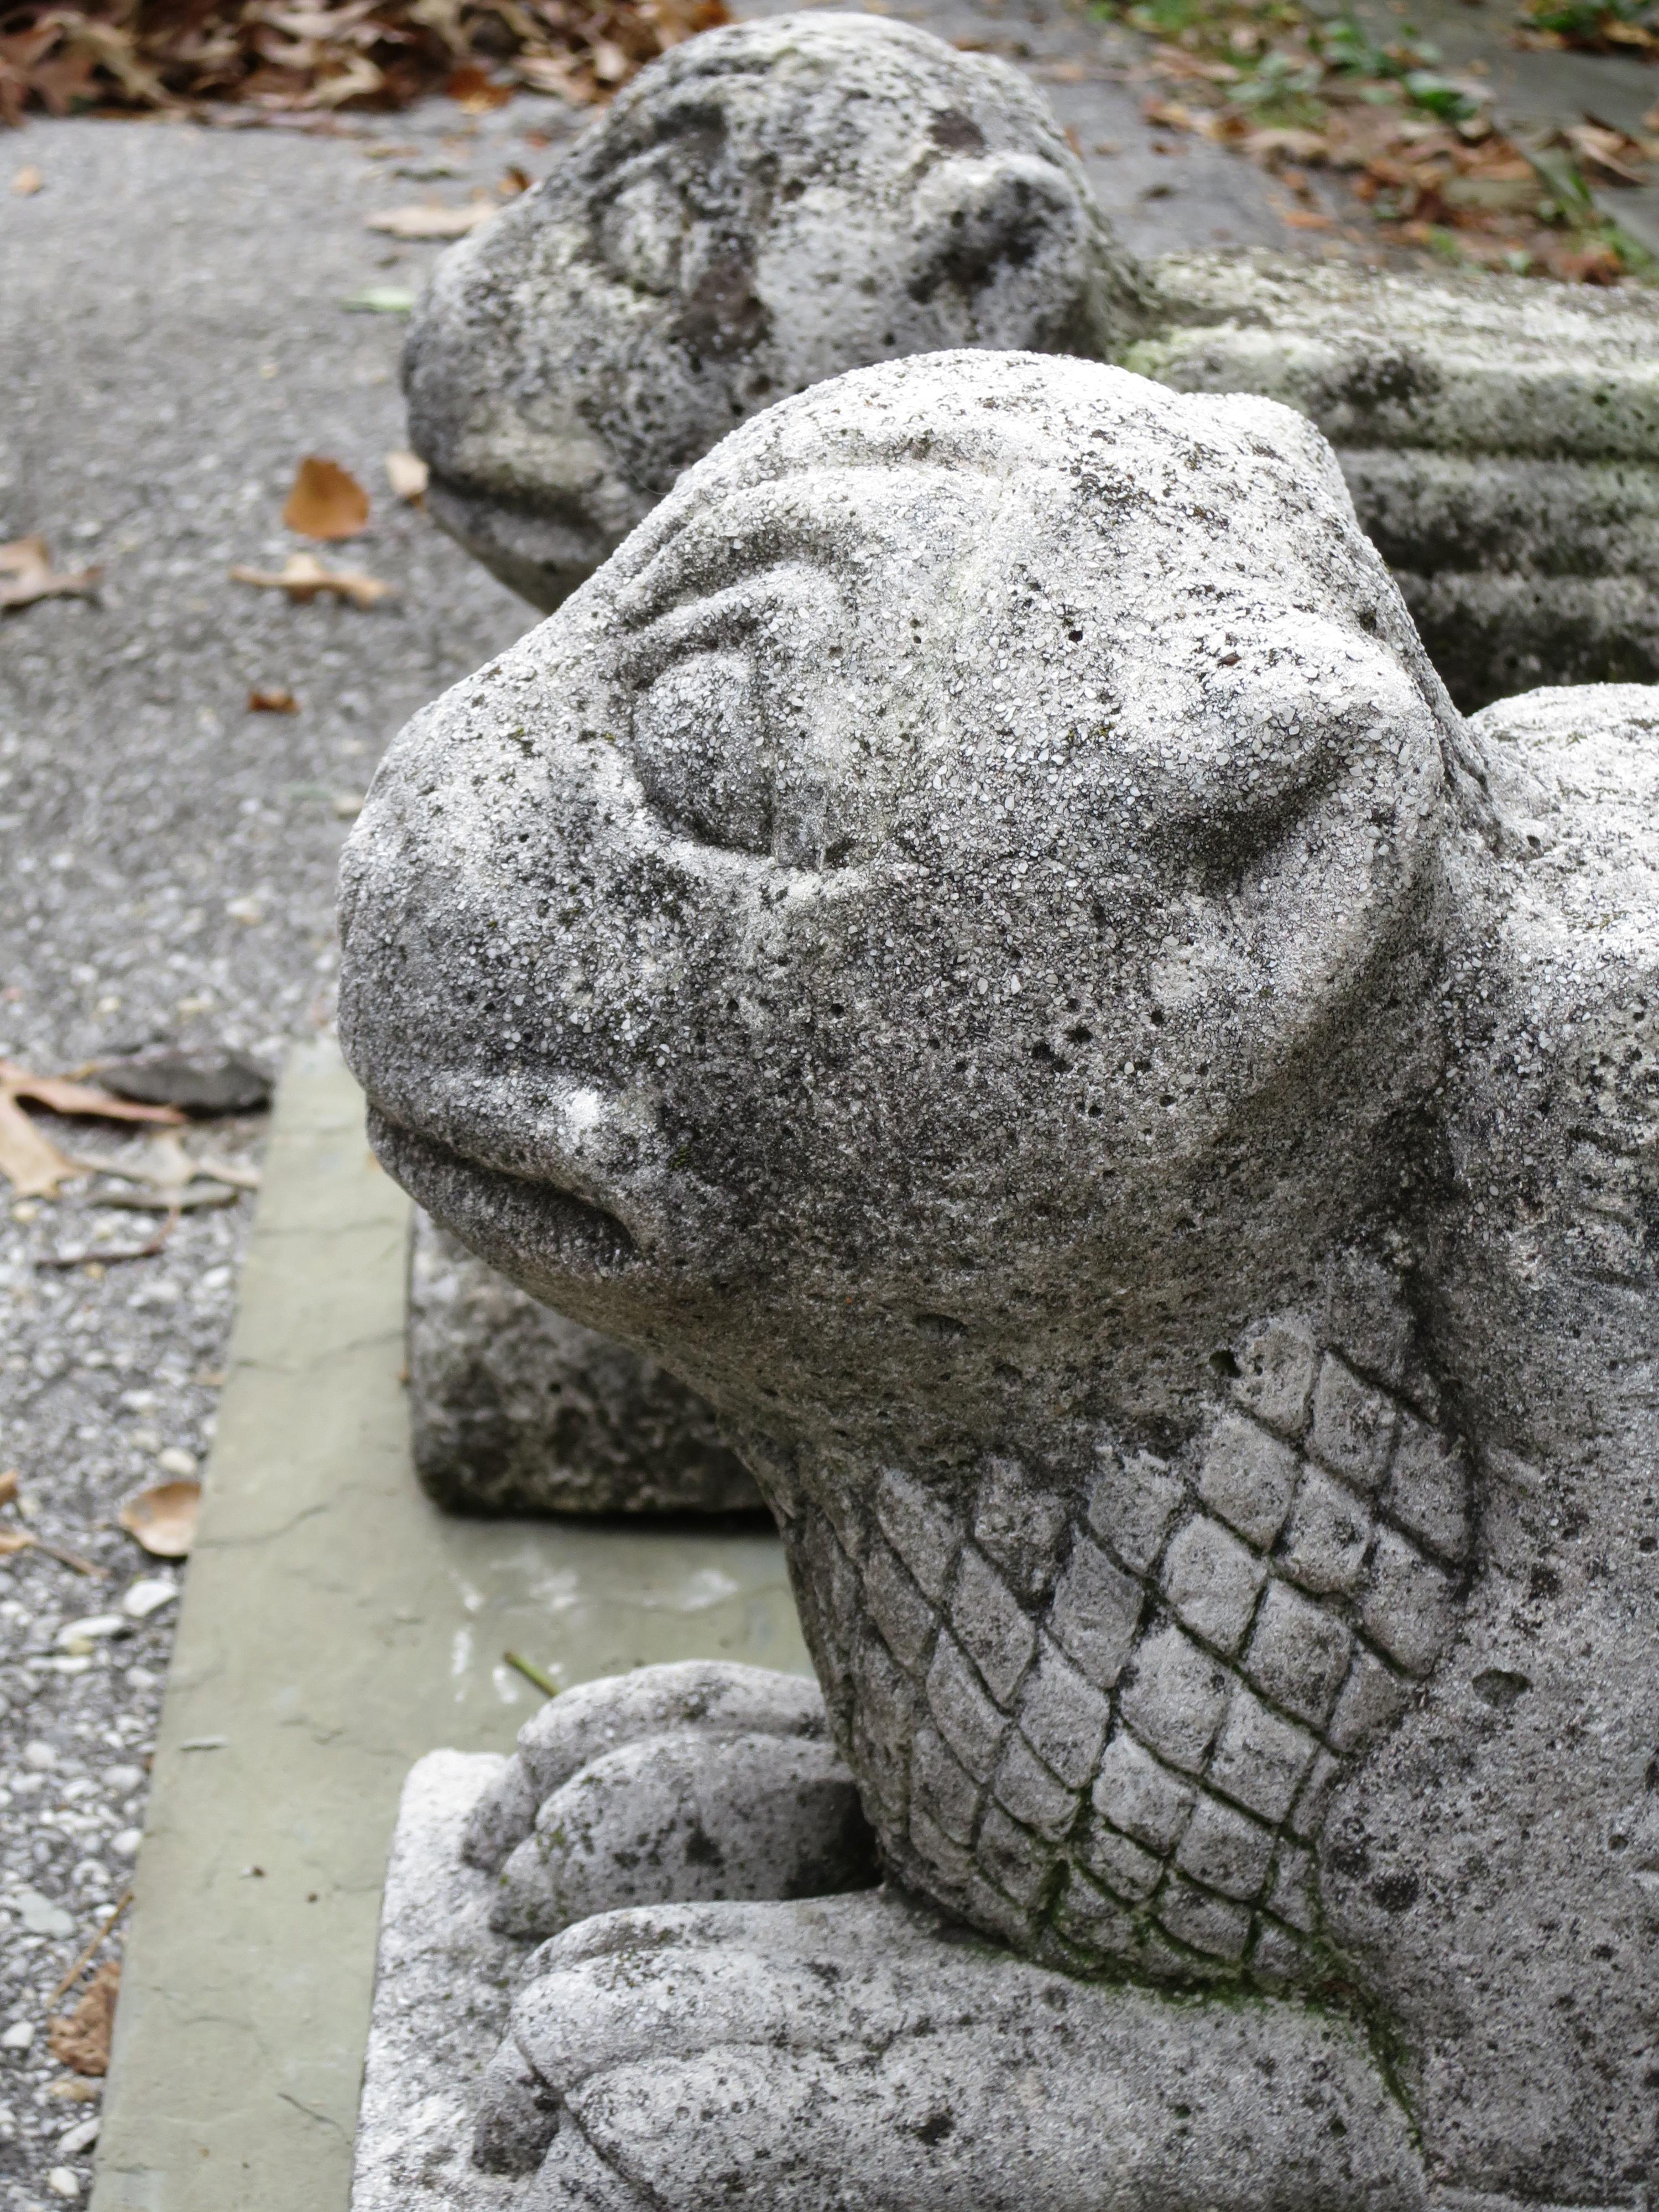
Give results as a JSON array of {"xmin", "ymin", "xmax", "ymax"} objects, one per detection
[
  {"xmin": 341, "ymin": 354, "xmax": 1658, "ymax": 2200},
  {"xmin": 403, "ymin": 14, "xmax": 1144, "ymax": 608}
]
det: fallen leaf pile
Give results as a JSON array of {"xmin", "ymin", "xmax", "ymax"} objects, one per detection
[
  {"xmin": 0, "ymin": 535, "xmax": 100, "ymax": 611},
  {"xmin": 1516, "ymin": 0, "xmax": 1659, "ymax": 52},
  {"xmin": 230, "ymin": 550, "xmax": 395, "ymax": 607},
  {"xmin": 47, "ymin": 1963, "xmax": 119, "ymax": 2077},
  {"xmin": 1110, "ymin": 0, "xmax": 1656, "ymax": 280},
  {"xmin": 0, "ymin": 0, "xmax": 727, "ymax": 126},
  {"xmin": 0, "ymin": 1060, "xmax": 181, "ymax": 1200}
]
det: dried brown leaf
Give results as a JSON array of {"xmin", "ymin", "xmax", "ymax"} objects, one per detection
[
  {"xmin": 1, "ymin": 1061, "xmax": 186, "ymax": 1126},
  {"xmin": 0, "ymin": 1095, "xmax": 78, "ymax": 1198},
  {"xmin": 0, "ymin": 1061, "xmax": 184, "ymax": 1198},
  {"xmin": 1567, "ymin": 119, "xmax": 1647, "ymax": 183},
  {"xmin": 1244, "ymin": 126, "xmax": 1330, "ymax": 163},
  {"xmin": 365, "ymin": 200, "xmax": 493, "ymax": 237},
  {"xmin": 384, "ymin": 449, "xmax": 429, "ymax": 502},
  {"xmin": 248, "ymin": 687, "xmax": 300, "ymax": 712},
  {"xmin": 0, "ymin": 1469, "xmax": 18, "ymax": 1508},
  {"xmin": 229, "ymin": 552, "xmax": 396, "ymax": 608},
  {"xmin": 512, "ymin": 51, "xmax": 601, "ymax": 101},
  {"xmin": 47, "ymin": 1963, "xmax": 120, "ymax": 2078},
  {"xmin": 446, "ymin": 60, "xmax": 512, "ymax": 107},
  {"xmin": 281, "ymin": 455, "xmax": 369, "ymax": 541},
  {"xmin": 118, "ymin": 1479, "xmax": 201, "ymax": 1559},
  {"xmin": 0, "ymin": 536, "xmax": 101, "ymax": 612}
]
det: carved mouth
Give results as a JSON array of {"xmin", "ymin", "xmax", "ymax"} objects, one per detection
[{"xmin": 368, "ymin": 1109, "xmax": 640, "ymax": 1278}]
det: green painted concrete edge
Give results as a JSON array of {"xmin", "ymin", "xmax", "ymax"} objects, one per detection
[{"xmin": 87, "ymin": 1038, "xmax": 806, "ymax": 2212}]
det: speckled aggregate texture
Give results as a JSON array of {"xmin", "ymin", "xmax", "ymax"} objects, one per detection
[
  {"xmin": 461, "ymin": 1661, "xmax": 875, "ymax": 1943},
  {"xmin": 358, "ymin": 1749, "xmax": 1425, "ymax": 2212},
  {"xmin": 404, "ymin": 11, "xmax": 1146, "ymax": 609},
  {"xmin": 408, "ymin": 1208, "xmax": 758, "ymax": 1512},
  {"xmin": 1137, "ymin": 253, "xmax": 1659, "ymax": 709},
  {"xmin": 342, "ymin": 354, "xmax": 1657, "ymax": 2201}
]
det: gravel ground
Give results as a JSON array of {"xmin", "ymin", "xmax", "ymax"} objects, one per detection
[
  {"xmin": 0, "ymin": 0, "xmax": 1439, "ymax": 2196},
  {"xmin": 0, "ymin": 96, "xmax": 542, "ymax": 2209}
]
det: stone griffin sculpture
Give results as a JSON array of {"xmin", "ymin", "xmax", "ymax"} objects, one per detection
[{"xmin": 340, "ymin": 352, "xmax": 1658, "ymax": 2208}]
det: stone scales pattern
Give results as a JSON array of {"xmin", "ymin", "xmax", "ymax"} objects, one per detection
[{"xmin": 797, "ymin": 1313, "xmax": 1471, "ymax": 1987}]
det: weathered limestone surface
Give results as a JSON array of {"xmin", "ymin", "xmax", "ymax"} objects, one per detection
[
  {"xmin": 342, "ymin": 356, "xmax": 1659, "ymax": 2204},
  {"xmin": 357, "ymin": 1749, "xmax": 1423, "ymax": 2211},
  {"xmin": 1137, "ymin": 253, "xmax": 1659, "ymax": 709},
  {"xmin": 408, "ymin": 1208, "xmax": 758, "ymax": 1513},
  {"xmin": 462, "ymin": 1659, "xmax": 877, "ymax": 1940},
  {"xmin": 405, "ymin": 11, "xmax": 1142, "ymax": 611}
]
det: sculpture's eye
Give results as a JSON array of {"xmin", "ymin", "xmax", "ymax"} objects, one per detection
[{"xmin": 630, "ymin": 648, "xmax": 773, "ymax": 854}]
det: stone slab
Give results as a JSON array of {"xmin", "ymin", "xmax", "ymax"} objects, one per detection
[
  {"xmin": 350, "ymin": 1751, "xmax": 524, "ymax": 2212},
  {"xmin": 87, "ymin": 1039, "xmax": 807, "ymax": 2212}
]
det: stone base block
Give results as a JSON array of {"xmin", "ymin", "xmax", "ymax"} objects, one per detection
[
  {"xmin": 408, "ymin": 1211, "xmax": 761, "ymax": 1516},
  {"xmin": 351, "ymin": 1751, "xmax": 529, "ymax": 2212}
]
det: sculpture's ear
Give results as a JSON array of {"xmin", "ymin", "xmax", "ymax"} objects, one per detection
[{"xmin": 902, "ymin": 152, "xmax": 1098, "ymax": 335}]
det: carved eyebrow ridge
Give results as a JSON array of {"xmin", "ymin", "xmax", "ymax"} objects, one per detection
[{"xmin": 616, "ymin": 459, "xmax": 1000, "ymax": 632}]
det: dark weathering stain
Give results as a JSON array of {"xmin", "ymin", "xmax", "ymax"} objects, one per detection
[
  {"xmin": 928, "ymin": 108, "xmax": 986, "ymax": 153},
  {"xmin": 671, "ymin": 256, "xmax": 771, "ymax": 359},
  {"xmin": 1370, "ymin": 1871, "xmax": 1422, "ymax": 1913},
  {"xmin": 684, "ymin": 1822, "xmax": 724, "ymax": 1868},
  {"xmin": 1319, "ymin": 347, "xmax": 1443, "ymax": 413}
]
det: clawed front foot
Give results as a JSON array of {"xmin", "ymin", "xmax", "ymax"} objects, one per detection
[
  {"xmin": 465, "ymin": 1661, "xmax": 879, "ymax": 1939},
  {"xmin": 480, "ymin": 1886, "xmax": 1426, "ymax": 2210}
]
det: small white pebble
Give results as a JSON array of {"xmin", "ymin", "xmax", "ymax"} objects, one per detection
[
  {"xmin": 121, "ymin": 1579, "xmax": 176, "ymax": 1622},
  {"xmin": 55, "ymin": 1617, "xmax": 123, "ymax": 1651},
  {"xmin": 127, "ymin": 1428, "xmax": 161, "ymax": 1453},
  {"xmin": 155, "ymin": 1446, "xmax": 197, "ymax": 1478},
  {"xmin": 46, "ymin": 2166, "xmax": 80, "ymax": 2198},
  {"xmin": 23, "ymin": 1741, "xmax": 56, "ymax": 1771},
  {"xmin": 0, "ymin": 2022, "xmax": 35, "ymax": 2051},
  {"xmin": 103, "ymin": 1765, "xmax": 143, "ymax": 1796},
  {"xmin": 111, "ymin": 1829, "xmax": 143, "ymax": 1859},
  {"xmin": 56, "ymin": 2118, "xmax": 99, "ymax": 2157}
]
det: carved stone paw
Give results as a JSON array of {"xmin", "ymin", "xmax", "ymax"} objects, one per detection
[
  {"xmin": 465, "ymin": 1662, "xmax": 878, "ymax": 1940},
  {"xmin": 478, "ymin": 1887, "xmax": 1427, "ymax": 2207}
]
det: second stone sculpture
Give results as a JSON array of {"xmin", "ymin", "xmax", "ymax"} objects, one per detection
[{"xmin": 408, "ymin": 1209, "xmax": 757, "ymax": 1513}]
